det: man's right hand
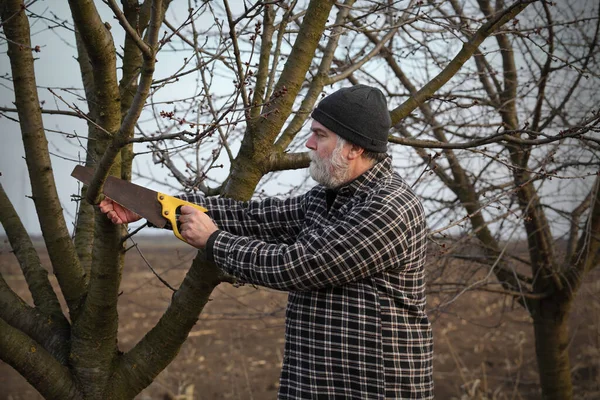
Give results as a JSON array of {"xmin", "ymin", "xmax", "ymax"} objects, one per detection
[{"xmin": 99, "ymin": 198, "xmax": 142, "ymax": 224}]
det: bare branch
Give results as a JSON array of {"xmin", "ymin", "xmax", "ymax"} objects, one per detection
[
  {"xmin": 389, "ymin": 0, "xmax": 536, "ymax": 123},
  {"xmin": 0, "ymin": 106, "xmax": 84, "ymax": 118},
  {"xmin": 105, "ymin": 0, "xmax": 152, "ymax": 58}
]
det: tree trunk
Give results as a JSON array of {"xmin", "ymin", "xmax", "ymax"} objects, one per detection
[{"xmin": 532, "ymin": 297, "xmax": 573, "ymax": 400}]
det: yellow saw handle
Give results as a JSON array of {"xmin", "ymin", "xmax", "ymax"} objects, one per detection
[{"xmin": 156, "ymin": 193, "xmax": 208, "ymax": 242}]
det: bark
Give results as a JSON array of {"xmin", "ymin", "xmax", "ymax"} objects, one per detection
[
  {"xmin": 67, "ymin": 2, "xmax": 125, "ymax": 397},
  {"xmin": 68, "ymin": 0, "xmax": 123, "ymax": 204},
  {"xmin": 73, "ymin": 30, "xmax": 97, "ymax": 281},
  {"xmin": 0, "ymin": 183, "xmax": 65, "ymax": 320},
  {"xmin": 1, "ymin": 0, "xmax": 86, "ymax": 317},
  {"xmin": 118, "ymin": 0, "xmax": 146, "ymax": 181},
  {"xmin": 274, "ymin": 0, "xmax": 357, "ymax": 154},
  {"xmin": 0, "ymin": 317, "xmax": 80, "ymax": 400},
  {"xmin": 250, "ymin": 5, "xmax": 276, "ymax": 120},
  {"xmin": 531, "ymin": 296, "xmax": 574, "ymax": 400},
  {"xmin": 225, "ymin": 0, "xmax": 336, "ymax": 200},
  {"xmin": 69, "ymin": 212, "xmax": 123, "ymax": 399},
  {"xmin": 0, "ymin": 275, "xmax": 70, "ymax": 363}
]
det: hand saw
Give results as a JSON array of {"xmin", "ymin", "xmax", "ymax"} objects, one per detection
[{"xmin": 71, "ymin": 165, "xmax": 207, "ymax": 242}]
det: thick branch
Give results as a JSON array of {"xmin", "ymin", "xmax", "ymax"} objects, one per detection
[
  {"xmin": 0, "ymin": 275, "xmax": 70, "ymax": 363},
  {"xmin": 250, "ymin": 4, "xmax": 276, "ymax": 120},
  {"xmin": 87, "ymin": 0, "xmax": 164, "ymax": 203},
  {"xmin": 0, "ymin": 317, "xmax": 80, "ymax": 400},
  {"xmin": 268, "ymin": 151, "xmax": 310, "ymax": 171},
  {"xmin": 73, "ymin": 29, "xmax": 97, "ymax": 282},
  {"xmin": 530, "ymin": 1, "xmax": 554, "ymax": 132},
  {"xmin": 265, "ymin": 0, "xmax": 298, "ymax": 101},
  {"xmin": 2, "ymin": 0, "xmax": 86, "ymax": 317},
  {"xmin": 274, "ymin": 0, "xmax": 357, "ymax": 153},
  {"xmin": 565, "ymin": 190, "xmax": 592, "ymax": 265},
  {"xmin": 224, "ymin": 0, "xmax": 250, "ymax": 111},
  {"xmin": 224, "ymin": 0, "xmax": 336, "ymax": 200},
  {"xmin": 0, "ymin": 183, "xmax": 65, "ymax": 319}
]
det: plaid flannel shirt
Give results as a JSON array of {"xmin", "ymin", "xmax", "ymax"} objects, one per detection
[{"xmin": 181, "ymin": 157, "xmax": 433, "ymax": 399}]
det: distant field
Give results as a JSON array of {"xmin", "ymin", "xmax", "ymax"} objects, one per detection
[{"xmin": 1, "ymin": 237, "xmax": 598, "ymax": 399}]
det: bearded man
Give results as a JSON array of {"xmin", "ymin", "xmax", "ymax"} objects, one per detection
[{"xmin": 100, "ymin": 85, "xmax": 434, "ymax": 399}]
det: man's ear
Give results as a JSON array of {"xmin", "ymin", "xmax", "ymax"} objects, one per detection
[{"xmin": 347, "ymin": 143, "xmax": 364, "ymax": 160}]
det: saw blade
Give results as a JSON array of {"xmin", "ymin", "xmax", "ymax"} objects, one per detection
[{"xmin": 71, "ymin": 165, "xmax": 166, "ymax": 228}]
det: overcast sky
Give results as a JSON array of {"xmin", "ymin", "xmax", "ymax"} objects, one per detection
[{"xmin": 0, "ymin": 2, "xmax": 228, "ymax": 236}]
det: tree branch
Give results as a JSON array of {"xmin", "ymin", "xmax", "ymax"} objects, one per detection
[
  {"xmin": 274, "ymin": 0, "xmax": 357, "ymax": 153},
  {"xmin": 389, "ymin": 121, "xmax": 600, "ymax": 149},
  {"xmin": 250, "ymin": 4, "xmax": 276, "ymax": 120},
  {"xmin": 389, "ymin": 0, "xmax": 536, "ymax": 122},
  {"xmin": 87, "ymin": 0, "xmax": 164, "ymax": 204},
  {"xmin": 223, "ymin": 0, "xmax": 250, "ymax": 112},
  {"xmin": 268, "ymin": 151, "xmax": 310, "ymax": 171},
  {"xmin": 0, "ymin": 106, "xmax": 84, "ymax": 118},
  {"xmin": 0, "ymin": 317, "xmax": 80, "ymax": 400},
  {"xmin": 326, "ymin": 23, "xmax": 398, "ymax": 85},
  {"xmin": 568, "ymin": 174, "xmax": 600, "ymax": 290},
  {"xmin": 2, "ymin": 0, "xmax": 86, "ymax": 318},
  {"xmin": 0, "ymin": 182, "xmax": 65, "ymax": 320},
  {"xmin": 0, "ymin": 275, "xmax": 70, "ymax": 363},
  {"xmin": 106, "ymin": 0, "xmax": 152, "ymax": 58}
]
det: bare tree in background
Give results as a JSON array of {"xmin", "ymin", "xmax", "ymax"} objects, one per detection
[{"xmin": 0, "ymin": 0, "xmax": 597, "ymax": 399}]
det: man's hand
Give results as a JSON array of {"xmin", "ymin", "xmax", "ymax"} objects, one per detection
[
  {"xmin": 99, "ymin": 198, "xmax": 142, "ymax": 224},
  {"xmin": 179, "ymin": 205, "xmax": 218, "ymax": 248}
]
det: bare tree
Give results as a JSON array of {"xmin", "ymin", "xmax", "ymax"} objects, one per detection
[{"xmin": 1, "ymin": 0, "xmax": 596, "ymax": 399}]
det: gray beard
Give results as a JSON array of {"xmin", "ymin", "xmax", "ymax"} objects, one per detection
[{"xmin": 309, "ymin": 146, "xmax": 350, "ymax": 189}]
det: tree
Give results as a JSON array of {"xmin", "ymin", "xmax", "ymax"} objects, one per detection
[{"xmin": 0, "ymin": 0, "xmax": 597, "ymax": 399}]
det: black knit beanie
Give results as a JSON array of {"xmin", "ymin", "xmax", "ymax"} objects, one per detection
[{"xmin": 311, "ymin": 84, "xmax": 391, "ymax": 153}]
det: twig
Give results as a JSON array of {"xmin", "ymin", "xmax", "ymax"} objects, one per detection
[{"xmin": 127, "ymin": 236, "xmax": 177, "ymax": 292}]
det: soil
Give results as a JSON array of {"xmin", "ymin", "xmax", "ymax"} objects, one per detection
[{"xmin": 1, "ymin": 236, "xmax": 598, "ymax": 399}]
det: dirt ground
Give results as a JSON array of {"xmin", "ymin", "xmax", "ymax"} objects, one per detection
[{"xmin": 1, "ymin": 236, "xmax": 599, "ymax": 399}]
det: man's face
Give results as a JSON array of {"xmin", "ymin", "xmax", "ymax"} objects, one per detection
[{"xmin": 306, "ymin": 121, "xmax": 350, "ymax": 188}]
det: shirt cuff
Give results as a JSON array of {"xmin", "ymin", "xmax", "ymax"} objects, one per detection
[
  {"xmin": 208, "ymin": 230, "xmax": 245, "ymax": 276},
  {"xmin": 205, "ymin": 229, "xmax": 222, "ymax": 262}
]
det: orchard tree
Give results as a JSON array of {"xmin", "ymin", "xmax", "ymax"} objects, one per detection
[{"xmin": 0, "ymin": 0, "xmax": 597, "ymax": 399}]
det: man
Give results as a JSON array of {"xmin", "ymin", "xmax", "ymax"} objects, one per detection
[{"xmin": 101, "ymin": 85, "xmax": 434, "ymax": 399}]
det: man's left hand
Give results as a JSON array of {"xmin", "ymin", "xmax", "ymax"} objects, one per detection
[{"xmin": 179, "ymin": 205, "xmax": 218, "ymax": 248}]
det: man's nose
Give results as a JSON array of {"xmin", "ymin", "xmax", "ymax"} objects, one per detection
[{"xmin": 306, "ymin": 133, "xmax": 316, "ymax": 150}]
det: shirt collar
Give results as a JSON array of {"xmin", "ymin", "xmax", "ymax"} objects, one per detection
[{"xmin": 336, "ymin": 156, "xmax": 392, "ymax": 197}]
